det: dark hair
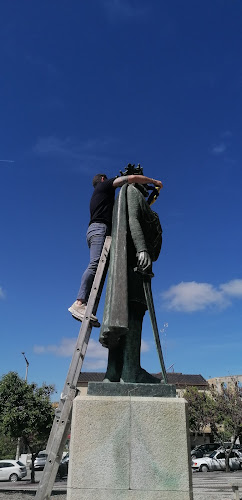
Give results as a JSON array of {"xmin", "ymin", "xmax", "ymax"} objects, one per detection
[{"xmin": 92, "ymin": 173, "xmax": 107, "ymax": 187}]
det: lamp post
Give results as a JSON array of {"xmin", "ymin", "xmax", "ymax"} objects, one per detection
[
  {"xmin": 15, "ymin": 352, "xmax": 30, "ymax": 460},
  {"xmin": 22, "ymin": 352, "xmax": 29, "ymax": 382}
]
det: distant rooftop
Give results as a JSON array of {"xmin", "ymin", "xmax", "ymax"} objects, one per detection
[{"xmin": 78, "ymin": 372, "xmax": 208, "ymax": 389}]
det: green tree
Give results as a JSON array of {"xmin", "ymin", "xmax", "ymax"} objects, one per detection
[
  {"xmin": 0, "ymin": 433, "xmax": 17, "ymax": 459},
  {"xmin": 185, "ymin": 381, "xmax": 242, "ymax": 472},
  {"xmin": 0, "ymin": 371, "xmax": 55, "ymax": 482},
  {"xmin": 183, "ymin": 386, "xmax": 216, "ymax": 445},
  {"xmin": 209, "ymin": 380, "xmax": 242, "ymax": 472}
]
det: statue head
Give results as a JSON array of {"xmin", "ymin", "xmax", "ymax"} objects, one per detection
[
  {"xmin": 119, "ymin": 163, "xmax": 144, "ymax": 177},
  {"xmin": 119, "ymin": 163, "xmax": 160, "ymax": 205},
  {"xmin": 119, "ymin": 163, "xmax": 149, "ymax": 198}
]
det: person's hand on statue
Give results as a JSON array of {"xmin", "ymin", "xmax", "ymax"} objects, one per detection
[
  {"xmin": 137, "ymin": 250, "xmax": 152, "ymax": 271},
  {"xmin": 153, "ymin": 179, "xmax": 163, "ymax": 189}
]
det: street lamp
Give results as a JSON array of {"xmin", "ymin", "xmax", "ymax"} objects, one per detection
[
  {"xmin": 22, "ymin": 352, "xmax": 29, "ymax": 382},
  {"xmin": 16, "ymin": 352, "xmax": 30, "ymax": 460}
]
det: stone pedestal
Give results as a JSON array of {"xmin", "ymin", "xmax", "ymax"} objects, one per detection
[{"xmin": 67, "ymin": 393, "xmax": 193, "ymax": 500}]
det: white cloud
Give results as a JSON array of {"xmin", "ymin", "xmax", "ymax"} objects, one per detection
[
  {"xmin": 212, "ymin": 142, "xmax": 226, "ymax": 154},
  {"xmin": 220, "ymin": 279, "xmax": 242, "ymax": 297},
  {"xmin": 34, "ymin": 336, "xmax": 150, "ymax": 371},
  {"xmin": 86, "ymin": 339, "xmax": 108, "ymax": 360},
  {"xmin": 34, "ymin": 337, "xmax": 76, "ymax": 357},
  {"xmin": 83, "ymin": 359, "xmax": 108, "ymax": 370},
  {"xmin": 141, "ymin": 339, "xmax": 150, "ymax": 352},
  {"xmin": 34, "ymin": 337, "xmax": 108, "ymax": 361},
  {"xmin": 162, "ymin": 281, "xmax": 228, "ymax": 312},
  {"xmin": 0, "ymin": 287, "xmax": 5, "ymax": 299}
]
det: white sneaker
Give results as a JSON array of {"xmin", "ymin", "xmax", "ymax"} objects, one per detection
[{"xmin": 68, "ymin": 301, "xmax": 100, "ymax": 326}]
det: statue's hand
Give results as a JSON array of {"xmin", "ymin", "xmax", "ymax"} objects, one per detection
[{"xmin": 137, "ymin": 250, "xmax": 151, "ymax": 271}]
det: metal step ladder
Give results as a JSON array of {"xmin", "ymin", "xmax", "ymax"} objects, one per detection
[{"xmin": 35, "ymin": 236, "xmax": 112, "ymax": 500}]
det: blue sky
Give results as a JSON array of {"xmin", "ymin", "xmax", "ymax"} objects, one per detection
[{"xmin": 1, "ymin": 0, "xmax": 242, "ymax": 398}]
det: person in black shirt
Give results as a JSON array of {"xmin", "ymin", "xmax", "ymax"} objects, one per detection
[{"xmin": 68, "ymin": 172, "xmax": 163, "ymax": 324}]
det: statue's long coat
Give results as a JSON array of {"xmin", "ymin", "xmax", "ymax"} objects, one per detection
[{"xmin": 99, "ymin": 183, "xmax": 162, "ymax": 347}]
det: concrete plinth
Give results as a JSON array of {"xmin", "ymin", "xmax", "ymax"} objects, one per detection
[{"xmin": 67, "ymin": 395, "xmax": 193, "ymax": 500}]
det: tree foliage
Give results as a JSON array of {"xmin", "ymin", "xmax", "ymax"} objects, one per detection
[
  {"xmin": 209, "ymin": 380, "xmax": 242, "ymax": 471},
  {"xmin": 0, "ymin": 433, "xmax": 17, "ymax": 460},
  {"xmin": 183, "ymin": 386, "xmax": 216, "ymax": 440},
  {"xmin": 184, "ymin": 380, "xmax": 242, "ymax": 472},
  {"xmin": 0, "ymin": 371, "xmax": 55, "ymax": 482}
]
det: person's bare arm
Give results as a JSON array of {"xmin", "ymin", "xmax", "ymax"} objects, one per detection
[{"xmin": 113, "ymin": 175, "xmax": 163, "ymax": 189}]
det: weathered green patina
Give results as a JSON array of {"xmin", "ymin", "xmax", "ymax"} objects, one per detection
[
  {"xmin": 99, "ymin": 169, "xmax": 165, "ymax": 384},
  {"xmin": 87, "ymin": 382, "xmax": 176, "ymax": 397}
]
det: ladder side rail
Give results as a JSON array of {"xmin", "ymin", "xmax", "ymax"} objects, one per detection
[
  {"xmin": 39, "ymin": 326, "xmax": 91, "ymax": 500},
  {"xmin": 45, "ymin": 324, "xmax": 91, "ymax": 456},
  {"xmin": 45, "ymin": 236, "xmax": 111, "ymax": 452},
  {"xmin": 35, "ymin": 415, "xmax": 72, "ymax": 500},
  {"xmin": 35, "ymin": 236, "xmax": 111, "ymax": 500},
  {"xmin": 36, "ymin": 333, "xmax": 95, "ymax": 499},
  {"xmin": 54, "ymin": 235, "xmax": 111, "ymax": 403},
  {"xmin": 45, "ymin": 236, "xmax": 111, "ymax": 453},
  {"xmin": 45, "ymin": 327, "xmax": 89, "ymax": 452}
]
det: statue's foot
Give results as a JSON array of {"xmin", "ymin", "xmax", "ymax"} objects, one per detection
[{"xmin": 121, "ymin": 367, "xmax": 161, "ymax": 384}]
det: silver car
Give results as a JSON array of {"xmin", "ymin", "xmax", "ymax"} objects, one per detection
[
  {"xmin": 0, "ymin": 459, "xmax": 27, "ymax": 482},
  {"xmin": 33, "ymin": 450, "xmax": 48, "ymax": 471},
  {"xmin": 192, "ymin": 449, "xmax": 242, "ymax": 472}
]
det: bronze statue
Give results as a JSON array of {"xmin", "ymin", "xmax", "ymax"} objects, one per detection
[{"xmin": 99, "ymin": 164, "xmax": 165, "ymax": 384}]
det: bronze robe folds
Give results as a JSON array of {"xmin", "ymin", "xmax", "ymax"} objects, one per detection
[{"xmin": 99, "ymin": 183, "xmax": 162, "ymax": 348}]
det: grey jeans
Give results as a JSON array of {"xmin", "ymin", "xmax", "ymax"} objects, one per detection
[{"xmin": 77, "ymin": 222, "xmax": 109, "ymax": 302}]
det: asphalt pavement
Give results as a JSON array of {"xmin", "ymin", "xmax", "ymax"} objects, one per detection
[
  {"xmin": 0, "ymin": 469, "xmax": 66, "ymax": 500},
  {"xmin": 192, "ymin": 469, "xmax": 242, "ymax": 499},
  {"xmin": 1, "ymin": 469, "xmax": 242, "ymax": 499}
]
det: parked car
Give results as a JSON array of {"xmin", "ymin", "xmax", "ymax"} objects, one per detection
[
  {"xmin": 191, "ymin": 442, "xmax": 240, "ymax": 459},
  {"xmin": 0, "ymin": 459, "xmax": 27, "ymax": 482},
  {"xmin": 31, "ymin": 450, "xmax": 69, "ymax": 476},
  {"xmin": 192, "ymin": 449, "xmax": 242, "ymax": 472},
  {"xmin": 33, "ymin": 450, "xmax": 48, "ymax": 471},
  {"xmin": 57, "ymin": 453, "xmax": 69, "ymax": 479},
  {"xmin": 191, "ymin": 443, "xmax": 222, "ymax": 459}
]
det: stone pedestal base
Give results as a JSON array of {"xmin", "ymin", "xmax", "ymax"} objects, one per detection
[{"xmin": 67, "ymin": 395, "xmax": 193, "ymax": 500}]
